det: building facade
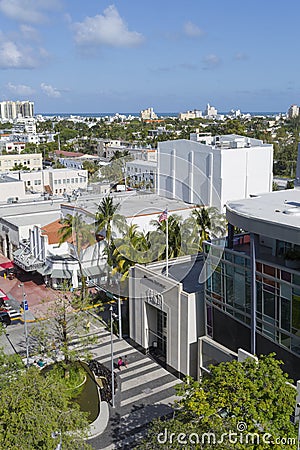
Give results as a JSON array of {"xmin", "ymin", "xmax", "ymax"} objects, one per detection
[
  {"xmin": 204, "ymin": 189, "xmax": 300, "ymax": 380},
  {"xmin": 0, "ymin": 101, "xmax": 34, "ymax": 120},
  {"xmin": 129, "ymin": 255, "xmax": 204, "ymax": 378},
  {"xmin": 0, "ymin": 153, "xmax": 42, "ymax": 172},
  {"xmin": 158, "ymin": 135, "xmax": 273, "ymax": 210}
]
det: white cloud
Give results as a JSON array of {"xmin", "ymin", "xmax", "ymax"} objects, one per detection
[
  {"xmin": 203, "ymin": 54, "xmax": 221, "ymax": 69},
  {"xmin": 41, "ymin": 83, "xmax": 61, "ymax": 98},
  {"xmin": 0, "ymin": 0, "xmax": 62, "ymax": 23},
  {"xmin": 183, "ymin": 21, "xmax": 204, "ymax": 38},
  {"xmin": 0, "ymin": 39, "xmax": 37, "ymax": 68},
  {"xmin": 20, "ymin": 24, "xmax": 39, "ymax": 41},
  {"xmin": 7, "ymin": 82, "xmax": 35, "ymax": 96},
  {"xmin": 73, "ymin": 5, "xmax": 144, "ymax": 48}
]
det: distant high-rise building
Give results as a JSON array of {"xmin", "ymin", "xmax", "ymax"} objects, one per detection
[
  {"xmin": 204, "ymin": 103, "xmax": 218, "ymax": 117},
  {"xmin": 0, "ymin": 101, "xmax": 34, "ymax": 120},
  {"xmin": 287, "ymin": 104, "xmax": 299, "ymax": 119},
  {"xmin": 140, "ymin": 107, "xmax": 158, "ymax": 120}
]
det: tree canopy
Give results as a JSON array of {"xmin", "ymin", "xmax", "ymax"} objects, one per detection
[
  {"xmin": 137, "ymin": 354, "xmax": 297, "ymax": 450},
  {"xmin": 0, "ymin": 348, "xmax": 92, "ymax": 450}
]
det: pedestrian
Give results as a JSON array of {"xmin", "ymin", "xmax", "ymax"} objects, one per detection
[
  {"xmin": 124, "ymin": 355, "xmax": 128, "ymax": 368},
  {"xmin": 3, "ymin": 272, "xmax": 6, "ymax": 280},
  {"xmin": 86, "ymin": 320, "xmax": 91, "ymax": 333},
  {"xmin": 117, "ymin": 356, "xmax": 126, "ymax": 370}
]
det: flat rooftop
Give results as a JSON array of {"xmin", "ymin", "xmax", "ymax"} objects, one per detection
[
  {"xmin": 147, "ymin": 254, "xmax": 204, "ymax": 294},
  {"xmin": 3, "ymin": 211, "xmax": 60, "ymax": 227},
  {"xmin": 227, "ymin": 188, "xmax": 300, "ymax": 244},
  {"xmin": 65, "ymin": 192, "xmax": 195, "ymax": 218}
]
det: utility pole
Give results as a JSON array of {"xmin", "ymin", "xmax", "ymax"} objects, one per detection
[
  {"xmin": 19, "ymin": 283, "xmax": 29, "ymax": 367},
  {"xmin": 110, "ymin": 306, "xmax": 115, "ymax": 408}
]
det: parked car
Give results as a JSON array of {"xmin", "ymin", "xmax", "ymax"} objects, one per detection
[{"xmin": 0, "ymin": 311, "xmax": 11, "ymax": 327}]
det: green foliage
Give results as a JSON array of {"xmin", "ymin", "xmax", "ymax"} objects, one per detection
[
  {"xmin": 137, "ymin": 354, "xmax": 297, "ymax": 450},
  {"xmin": 30, "ymin": 290, "xmax": 98, "ymax": 364},
  {"xmin": 0, "ymin": 350, "xmax": 92, "ymax": 450},
  {"xmin": 9, "ymin": 163, "xmax": 30, "ymax": 171}
]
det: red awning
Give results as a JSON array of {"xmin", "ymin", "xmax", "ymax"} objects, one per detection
[{"xmin": 0, "ymin": 261, "xmax": 14, "ymax": 269}]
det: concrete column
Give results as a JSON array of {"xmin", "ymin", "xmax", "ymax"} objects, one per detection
[{"xmin": 250, "ymin": 233, "xmax": 258, "ymax": 355}]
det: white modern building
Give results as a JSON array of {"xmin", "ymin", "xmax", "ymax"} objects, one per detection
[
  {"xmin": 0, "ymin": 201, "xmax": 61, "ymax": 259},
  {"xmin": 0, "ymin": 101, "xmax": 34, "ymax": 120},
  {"xmin": 204, "ymin": 103, "xmax": 218, "ymax": 118},
  {"xmin": 0, "ymin": 153, "xmax": 42, "ymax": 172},
  {"xmin": 13, "ymin": 219, "xmax": 106, "ymax": 290},
  {"xmin": 129, "ymin": 254, "xmax": 204, "ymax": 378},
  {"xmin": 0, "ymin": 175, "xmax": 28, "ymax": 203},
  {"xmin": 204, "ymin": 188, "xmax": 300, "ymax": 381},
  {"xmin": 178, "ymin": 110, "xmax": 202, "ymax": 121},
  {"xmin": 126, "ymin": 160, "xmax": 157, "ymax": 187},
  {"xmin": 158, "ymin": 135, "xmax": 273, "ymax": 210},
  {"xmin": 61, "ymin": 192, "xmax": 195, "ymax": 235},
  {"xmin": 10, "ymin": 168, "xmax": 88, "ymax": 195}
]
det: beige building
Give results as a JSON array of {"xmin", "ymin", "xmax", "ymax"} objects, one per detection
[
  {"xmin": 140, "ymin": 107, "xmax": 158, "ymax": 120},
  {"xmin": 0, "ymin": 153, "xmax": 42, "ymax": 172}
]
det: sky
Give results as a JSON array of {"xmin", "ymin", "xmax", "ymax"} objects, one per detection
[{"xmin": 0, "ymin": 0, "xmax": 300, "ymax": 114}]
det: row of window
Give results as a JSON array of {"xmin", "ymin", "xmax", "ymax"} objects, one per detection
[
  {"xmin": 0, "ymin": 158, "xmax": 40, "ymax": 166},
  {"xmin": 53, "ymin": 178, "xmax": 84, "ymax": 185}
]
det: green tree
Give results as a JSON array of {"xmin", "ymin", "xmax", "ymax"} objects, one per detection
[
  {"xmin": 30, "ymin": 289, "xmax": 98, "ymax": 365},
  {"xmin": 0, "ymin": 359, "xmax": 92, "ymax": 450},
  {"xmin": 59, "ymin": 213, "xmax": 95, "ymax": 300},
  {"xmin": 112, "ymin": 224, "xmax": 164, "ymax": 280},
  {"xmin": 138, "ymin": 354, "xmax": 297, "ymax": 450},
  {"xmin": 191, "ymin": 206, "xmax": 226, "ymax": 248}
]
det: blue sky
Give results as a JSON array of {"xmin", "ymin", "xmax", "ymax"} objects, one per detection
[{"xmin": 0, "ymin": 0, "xmax": 299, "ymax": 113}]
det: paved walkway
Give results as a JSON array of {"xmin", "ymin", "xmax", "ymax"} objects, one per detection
[{"xmin": 87, "ymin": 327, "xmax": 181, "ymax": 450}]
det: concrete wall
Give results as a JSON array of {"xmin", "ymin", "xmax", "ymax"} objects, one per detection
[
  {"xmin": 158, "ymin": 139, "xmax": 273, "ymax": 210},
  {"xmin": 129, "ymin": 264, "xmax": 202, "ymax": 377}
]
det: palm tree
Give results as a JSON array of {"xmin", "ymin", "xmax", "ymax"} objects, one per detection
[
  {"xmin": 192, "ymin": 206, "xmax": 226, "ymax": 250},
  {"xmin": 112, "ymin": 225, "xmax": 164, "ymax": 280},
  {"xmin": 151, "ymin": 213, "xmax": 185, "ymax": 261},
  {"xmin": 58, "ymin": 213, "xmax": 95, "ymax": 300},
  {"xmin": 95, "ymin": 196, "xmax": 125, "ymax": 282}
]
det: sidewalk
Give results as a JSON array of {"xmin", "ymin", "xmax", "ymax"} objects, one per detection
[{"xmin": 87, "ymin": 327, "xmax": 181, "ymax": 449}]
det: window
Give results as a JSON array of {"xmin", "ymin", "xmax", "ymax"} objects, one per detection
[
  {"xmin": 75, "ymin": 178, "xmax": 78, "ymax": 184},
  {"xmin": 71, "ymin": 178, "xmax": 74, "ymax": 183}
]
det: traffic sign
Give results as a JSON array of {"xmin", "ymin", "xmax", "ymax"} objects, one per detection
[{"xmin": 23, "ymin": 299, "xmax": 28, "ymax": 311}]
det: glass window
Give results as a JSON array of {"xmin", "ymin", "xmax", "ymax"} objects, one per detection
[
  {"xmin": 263, "ymin": 289, "xmax": 275, "ymax": 319},
  {"xmin": 292, "ymin": 293, "xmax": 300, "ymax": 331},
  {"xmin": 263, "ymin": 264, "xmax": 275, "ymax": 277},
  {"xmin": 280, "ymin": 297, "xmax": 291, "ymax": 332},
  {"xmin": 281, "ymin": 270, "xmax": 291, "ymax": 283}
]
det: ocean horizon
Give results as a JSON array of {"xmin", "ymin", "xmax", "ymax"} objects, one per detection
[{"xmin": 37, "ymin": 111, "xmax": 285, "ymax": 118}]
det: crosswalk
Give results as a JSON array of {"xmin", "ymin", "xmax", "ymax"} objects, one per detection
[
  {"xmin": 3, "ymin": 303, "xmax": 21, "ymax": 321},
  {"xmin": 88, "ymin": 328, "xmax": 181, "ymax": 449}
]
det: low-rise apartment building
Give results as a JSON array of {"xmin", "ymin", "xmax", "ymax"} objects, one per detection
[{"xmin": 0, "ymin": 153, "xmax": 42, "ymax": 171}]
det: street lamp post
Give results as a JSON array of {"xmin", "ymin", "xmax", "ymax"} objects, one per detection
[
  {"xmin": 118, "ymin": 278, "xmax": 122, "ymax": 340},
  {"xmin": 110, "ymin": 305, "xmax": 115, "ymax": 408},
  {"xmin": 19, "ymin": 283, "xmax": 29, "ymax": 367}
]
